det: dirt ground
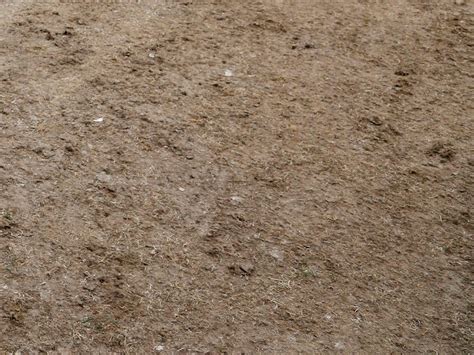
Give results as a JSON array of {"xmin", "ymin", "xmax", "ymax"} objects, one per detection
[{"xmin": 0, "ymin": 0, "xmax": 472, "ymax": 352}]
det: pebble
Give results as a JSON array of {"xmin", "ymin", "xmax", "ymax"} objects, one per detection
[
  {"xmin": 230, "ymin": 196, "xmax": 243, "ymax": 204},
  {"xmin": 153, "ymin": 344, "xmax": 164, "ymax": 352},
  {"xmin": 239, "ymin": 262, "xmax": 255, "ymax": 275},
  {"xmin": 269, "ymin": 248, "xmax": 284, "ymax": 261},
  {"xmin": 96, "ymin": 171, "xmax": 112, "ymax": 183}
]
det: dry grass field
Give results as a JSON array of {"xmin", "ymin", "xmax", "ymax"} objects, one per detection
[{"xmin": 0, "ymin": 0, "xmax": 472, "ymax": 352}]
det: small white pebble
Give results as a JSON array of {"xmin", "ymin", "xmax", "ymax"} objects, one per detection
[
  {"xmin": 153, "ymin": 344, "xmax": 164, "ymax": 352},
  {"xmin": 230, "ymin": 196, "xmax": 242, "ymax": 204},
  {"xmin": 96, "ymin": 171, "xmax": 112, "ymax": 183},
  {"xmin": 94, "ymin": 117, "xmax": 104, "ymax": 123},
  {"xmin": 178, "ymin": 187, "xmax": 185, "ymax": 192},
  {"xmin": 224, "ymin": 69, "xmax": 234, "ymax": 77}
]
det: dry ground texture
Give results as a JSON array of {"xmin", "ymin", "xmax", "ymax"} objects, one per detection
[{"xmin": 0, "ymin": 0, "xmax": 473, "ymax": 352}]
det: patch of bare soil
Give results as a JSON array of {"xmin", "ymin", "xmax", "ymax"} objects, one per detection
[{"xmin": 0, "ymin": 0, "xmax": 472, "ymax": 352}]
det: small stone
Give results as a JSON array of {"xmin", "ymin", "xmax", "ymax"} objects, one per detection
[
  {"xmin": 269, "ymin": 248, "xmax": 284, "ymax": 261},
  {"xmin": 230, "ymin": 196, "xmax": 243, "ymax": 204},
  {"xmin": 153, "ymin": 344, "xmax": 164, "ymax": 352},
  {"xmin": 239, "ymin": 262, "xmax": 255, "ymax": 275},
  {"xmin": 96, "ymin": 171, "xmax": 112, "ymax": 183}
]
